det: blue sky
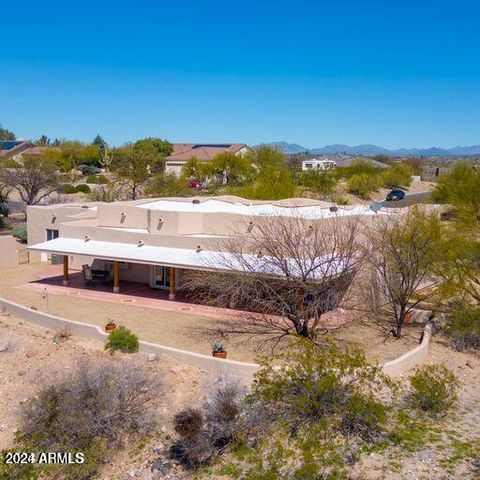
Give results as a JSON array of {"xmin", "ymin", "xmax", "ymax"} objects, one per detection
[{"xmin": 1, "ymin": 0, "xmax": 479, "ymax": 148}]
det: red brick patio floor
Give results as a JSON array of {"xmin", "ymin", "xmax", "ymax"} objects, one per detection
[{"xmin": 16, "ymin": 265, "xmax": 355, "ymax": 329}]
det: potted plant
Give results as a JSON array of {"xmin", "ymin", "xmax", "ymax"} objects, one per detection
[
  {"xmin": 105, "ymin": 318, "xmax": 117, "ymax": 333},
  {"xmin": 212, "ymin": 341, "xmax": 227, "ymax": 359}
]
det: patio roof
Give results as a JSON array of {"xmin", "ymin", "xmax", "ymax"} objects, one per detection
[{"xmin": 28, "ymin": 237, "xmax": 347, "ymax": 279}]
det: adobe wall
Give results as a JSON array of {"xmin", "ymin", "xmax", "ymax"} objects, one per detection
[{"xmin": 0, "ymin": 235, "xmax": 18, "ymax": 267}]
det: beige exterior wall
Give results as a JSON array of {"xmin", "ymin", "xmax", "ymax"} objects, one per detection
[
  {"xmin": 0, "ymin": 235, "xmax": 19, "ymax": 267},
  {"xmin": 26, "ymin": 198, "xmax": 400, "ymax": 287}
]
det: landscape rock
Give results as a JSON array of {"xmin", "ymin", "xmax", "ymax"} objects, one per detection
[{"xmin": 147, "ymin": 353, "xmax": 157, "ymax": 362}]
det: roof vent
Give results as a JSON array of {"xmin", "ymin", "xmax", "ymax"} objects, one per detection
[
  {"xmin": 84, "ymin": 235, "xmax": 90, "ymax": 242},
  {"xmin": 51, "ymin": 214, "xmax": 56, "ymax": 224},
  {"xmin": 329, "ymin": 206, "xmax": 338, "ymax": 212},
  {"xmin": 247, "ymin": 221, "xmax": 254, "ymax": 233},
  {"xmin": 196, "ymin": 245, "xmax": 202, "ymax": 253},
  {"xmin": 120, "ymin": 212, "xmax": 126, "ymax": 224},
  {"xmin": 192, "ymin": 199, "xmax": 200, "ymax": 205},
  {"xmin": 138, "ymin": 240, "xmax": 144, "ymax": 247}
]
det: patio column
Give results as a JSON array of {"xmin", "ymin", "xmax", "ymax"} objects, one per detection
[
  {"xmin": 169, "ymin": 267, "xmax": 176, "ymax": 300},
  {"xmin": 113, "ymin": 261, "xmax": 120, "ymax": 293},
  {"xmin": 62, "ymin": 255, "xmax": 69, "ymax": 286}
]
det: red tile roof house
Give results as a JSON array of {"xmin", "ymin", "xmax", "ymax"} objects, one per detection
[{"xmin": 165, "ymin": 143, "xmax": 249, "ymax": 176}]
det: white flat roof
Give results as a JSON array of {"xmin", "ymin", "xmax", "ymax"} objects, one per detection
[
  {"xmin": 28, "ymin": 237, "xmax": 346, "ymax": 279},
  {"xmin": 139, "ymin": 199, "xmax": 377, "ymax": 220}
]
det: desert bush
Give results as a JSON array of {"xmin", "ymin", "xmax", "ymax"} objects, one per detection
[
  {"xmin": 380, "ymin": 163, "xmax": 413, "ymax": 189},
  {"xmin": 297, "ymin": 170, "xmax": 337, "ymax": 197},
  {"xmin": 86, "ymin": 174, "xmax": 109, "ymax": 184},
  {"xmin": 53, "ymin": 325, "xmax": 72, "ymax": 343},
  {"xmin": 75, "ymin": 184, "xmax": 91, "ymax": 194},
  {"xmin": 347, "ymin": 173, "xmax": 380, "ymax": 198},
  {"xmin": 57, "ymin": 183, "xmax": 91, "ymax": 194},
  {"xmin": 171, "ymin": 378, "xmax": 245, "ymax": 469},
  {"xmin": 409, "ymin": 364, "xmax": 459, "ymax": 416},
  {"xmin": 12, "ymin": 223, "xmax": 27, "ymax": 243},
  {"xmin": 104, "ymin": 325, "xmax": 139, "ymax": 353},
  {"xmin": 57, "ymin": 183, "xmax": 76, "ymax": 194},
  {"xmin": 174, "ymin": 408, "xmax": 204, "ymax": 440},
  {"xmin": 17, "ymin": 358, "xmax": 161, "ymax": 479},
  {"xmin": 0, "ymin": 216, "xmax": 5, "ymax": 229},
  {"xmin": 250, "ymin": 340, "xmax": 391, "ymax": 436},
  {"xmin": 448, "ymin": 303, "xmax": 480, "ymax": 350}
]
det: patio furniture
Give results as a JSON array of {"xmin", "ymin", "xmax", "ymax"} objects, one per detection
[
  {"xmin": 82, "ymin": 264, "xmax": 95, "ymax": 287},
  {"xmin": 92, "ymin": 269, "xmax": 110, "ymax": 283}
]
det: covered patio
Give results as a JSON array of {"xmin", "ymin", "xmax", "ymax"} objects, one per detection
[{"xmin": 27, "ymin": 237, "xmax": 227, "ymax": 301}]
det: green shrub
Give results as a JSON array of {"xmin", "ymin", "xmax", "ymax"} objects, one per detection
[
  {"xmin": 410, "ymin": 364, "xmax": 459, "ymax": 416},
  {"xmin": 86, "ymin": 174, "xmax": 109, "ymax": 184},
  {"xmin": 12, "ymin": 223, "xmax": 27, "ymax": 243},
  {"xmin": 347, "ymin": 173, "xmax": 380, "ymax": 198},
  {"xmin": 105, "ymin": 325, "xmax": 139, "ymax": 353},
  {"xmin": 448, "ymin": 303, "xmax": 480, "ymax": 350},
  {"xmin": 75, "ymin": 184, "xmax": 91, "ymax": 194},
  {"xmin": 58, "ymin": 183, "xmax": 77, "ymax": 194},
  {"xmin": 0, "ymin": 216, "xmax": 5, "ymax": 229},
  {"xmin": 380, "ymin": 163, "xmax": 413, "ymax": 189},
  {"xmin": 297, "ymin": 170, "xmax": 337, "ymax": 197},
  {"xmin": 250, "ymin": 340, "xmax": 392, "ymax": 436}
]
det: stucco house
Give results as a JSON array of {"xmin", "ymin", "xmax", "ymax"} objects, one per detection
[
  {"xmin": 165, "ymin": 144, "xmax": 249, "ymax": 176},
  {"xmin": 27, "ymin": 196, "xmax": 382, "ymax": 301}
]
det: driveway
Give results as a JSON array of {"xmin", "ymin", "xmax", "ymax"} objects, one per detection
[{"xmin": 380, "ymin": 190, "xmax": 431, "ymax": 209}]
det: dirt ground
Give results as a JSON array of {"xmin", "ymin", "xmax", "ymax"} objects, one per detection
[{"xmin": 0, "ymin": 311, "xmax": 213, "ymax": 479}]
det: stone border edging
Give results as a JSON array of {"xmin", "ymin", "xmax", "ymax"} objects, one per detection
[
  {"xmin": 0, "ymin": 297, "xmax": 432, "ymax": 380},
  {"xmin": 382, "ymin": 323, "xmax": 433, "ymax": 376},
  {"xmin": 0, "ymin": 297, "xmax": 259, "ymax": 381}
]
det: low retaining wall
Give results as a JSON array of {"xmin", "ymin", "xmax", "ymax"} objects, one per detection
[
  {"xmin": 382, "ymin": 323, "xmax": 433, "ymax": 376},
  {"xmin": 0, "ymin": 297, "xmax": 432, "ymax": 380},
  {"xmin": 0, "ymin": 298, "xmax": 259, "ymax": 381}
]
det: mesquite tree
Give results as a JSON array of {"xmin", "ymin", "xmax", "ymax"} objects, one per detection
[{"xmin": 182, "ymin": 213, "xmax": 364, "ymax": 346}]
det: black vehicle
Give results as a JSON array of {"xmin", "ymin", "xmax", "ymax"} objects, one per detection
[{"xmin": 386, "ymin": 189, "xmax": 406, "ymax": 201}]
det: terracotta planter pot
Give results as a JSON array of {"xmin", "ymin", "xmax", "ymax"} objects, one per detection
[
  {"xmin": 105, "ymin": 324, "xmax": 117, "ymax": 333},
  {"xmin": 212, "ymin": 351, "xmax": 227, "ymax": 359}
]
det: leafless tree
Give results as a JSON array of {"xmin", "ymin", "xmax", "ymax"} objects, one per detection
[
  {"xmin": 1, "ymin": 154, "xmax": 58, "ymax": 207},
  {"xmin": 365, "ymin": 208, "xmax": 440, "ymax": 338},
  {"xmin": 182, "ymin": 213, "xmax": 365, "ymax": 347}
]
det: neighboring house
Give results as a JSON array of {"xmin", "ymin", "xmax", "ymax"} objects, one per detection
[
  {"xmin": 165, "ymin": 143, "xmax": 249, "ymax": 176},
  {"xmin": 27, "ymin": 196, "xmax": 382, "ymax": 301},
  {"xmin": 301, "ymin": 159, "xmax": 336, "ymax": 171},
  {"xmin": 0, "ymin": 140, "xmax": 36, "ymax": 159}
]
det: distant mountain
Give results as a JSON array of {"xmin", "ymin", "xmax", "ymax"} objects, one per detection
[
  {"xmin": 258, "ymin": 142, "xmax": 307, "ymax": 154},
  {"xmin": 260, "ymin": 142, "xmax": 480, "ymax": 157},
  {"xmin": 310, "ymin": 144, "xmax": 392, "ymax": 155}
]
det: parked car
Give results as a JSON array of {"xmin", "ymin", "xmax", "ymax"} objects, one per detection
[
  {"xmin": 386, "ymin": 189, "xmax": 406, "ymax": 201},
  {"xmin": 78, "ymin": 164, "xmax": 102, "ymax": 175}
]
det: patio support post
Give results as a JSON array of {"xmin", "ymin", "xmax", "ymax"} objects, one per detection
[
  {"xmin": 113, "ymin": 261, "xmax": 120, "ymax": 293},
  {"xmin": 62, "ymin": 255, "xmax": 69, "ymax": 286},
  {"xmin": 169, "ymin": 267, "xmax": 176, "ymax": 300}
]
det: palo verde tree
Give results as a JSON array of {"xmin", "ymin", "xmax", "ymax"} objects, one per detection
[
  {"xmin": 365, "ymin": 208, "xmax": 441, "ymax": 338},
  {"xmin": 210, "ymin": 151, "xmax": 253, "ymax": 186},
  {"xmin": 182, "ymin": 214, "xmax": 363, "ymax": 345}
]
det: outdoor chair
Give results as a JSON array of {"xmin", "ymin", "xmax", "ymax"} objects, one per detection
[{"xmin": 82, "ymin": 264, "xmax": 95, "ymax": 287}]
